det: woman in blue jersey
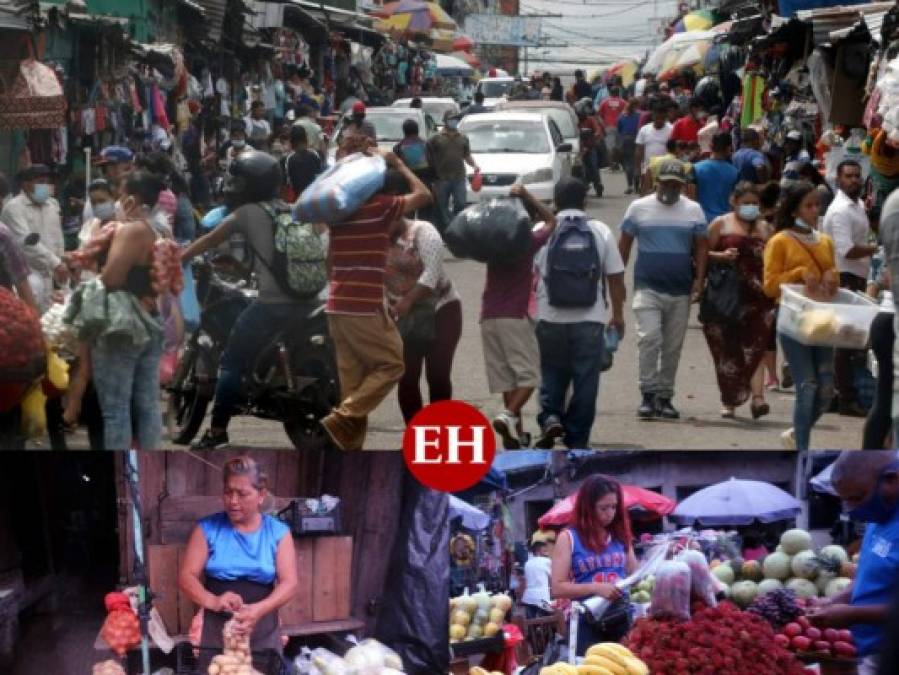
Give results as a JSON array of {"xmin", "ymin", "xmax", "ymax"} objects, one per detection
[
  {"xmin": 179, "ymin": 457, "xmax": 298, "ymax": 670},
  {"xmin": 550, "ymin": 474, "xmax": 638, "ymax": 655}
]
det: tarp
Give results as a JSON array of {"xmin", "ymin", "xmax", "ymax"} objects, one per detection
[
  {"xmin": 374, "ymin": 472, "xmax": 449, "ymax": 675},
  {"xmin": 449, "ymin": 494, "xmax": 490, "ymax": 530},
  {"xmin": 779, "ymin": 0, "xmax": 870, "ymax": 19}
]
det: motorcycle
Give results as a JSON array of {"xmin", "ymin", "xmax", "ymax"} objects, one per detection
[{"xmin": 166, "ymin": 257, "xmax": 339, "ymax": 450}]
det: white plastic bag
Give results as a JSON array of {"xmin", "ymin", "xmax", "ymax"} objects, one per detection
[
  {"xmin": 677, "ymin": 549, "xmax": 718, "ymax": 608},
  {"xmin": 343, "ymin": 638, "xmax": 404, "ymax": 673},
  {"xmin": 649, "ymin": 560, "xmax": 692, "ymax": 621}
]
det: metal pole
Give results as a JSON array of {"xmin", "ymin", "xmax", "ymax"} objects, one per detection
[{"xmin": 125, "ymin": 450, "xmax": 152, "ymax": 675}]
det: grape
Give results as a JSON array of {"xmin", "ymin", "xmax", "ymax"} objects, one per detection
[{"xmin": 746, "ymin": 589, "xmax": 803, "ymax": 630}]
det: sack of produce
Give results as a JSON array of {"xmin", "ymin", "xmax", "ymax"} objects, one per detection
[
  {"xmin": 677, "ymin": 549, "xmax": 718, "ymax": 608},
  {"xmin": 444, "ymin": 198, "xmax": 533, "ymax": 265},
  {"xmin": 0, "ymin": 287, "xmax": 47, "ymax": 386},
  {"xmin": 100, "ymin": 591, "xmax": 141, "ymax": 657},
  {"xmin": 41, "ymin": 301, "xmax": 79, "ymax": 358},
  {"xmin": 649, "ymin": 560, "xmax": 692, "ymax": 621},
  {"xmin": 207, "ymin": 619, "xmax": 264, "ymax": 675},
  {"xmin": 344, "ymin": 638, "xmax": 405, "ymax": 673},
  {"xmin": 295, "ymin": 153, "xmax": 386, "ymax": 224},
  {"xmin": 151, "ymin": 239, "xmax": 185, "ymax": 296}
]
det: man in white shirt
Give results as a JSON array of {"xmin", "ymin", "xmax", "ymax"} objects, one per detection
[
  {"xmin": 521, "ymin": 541, "xmax": 553, "ymax": 618},
  {"xmin": 2, "ymin": 164, "xmax": 66, "ymax": 311},
  {"xmin": 533, "ymin": 177, "xmax": 626, "ymax": 449},
  {"xmin": 635, "ymin": 104, "xmax": 673, "ymax": 194},
  {"xmin": 823, "ymin": 159, "xmax": 876, "ymax": 417}
]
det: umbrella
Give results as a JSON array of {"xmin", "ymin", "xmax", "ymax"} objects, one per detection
[
  {"xmin": 449, "ymin": 495, "xmax": 491, "ymax": 530},
  {"xmin": 605, "ymin": 60, "xmax": 639, "ymax": 87},
  {"xmin": 675, "ymin": 42, "xmax": 711, "ymax": 69},
  {"xmin": 435, "ymin": 53, "xmax": 473, "ymax": 76},
  {"xmin": 671, "ymin": 478, "xmax": 801, "ymax": 526},
  {"xmin": 672, "ymin": 9, "xmax": 718, "ymax": 33},
  {"xmin": 537, "ymin": 485, "xmax": 676, "ymax": 529},
  {"xmin": 452, "ymin": 50, "xmax": 480, "ymax": 68},
  {"xmin": 453, "ymin": 35, "xmax": 474, "ymax": 51},
  {"xmin": 377, "ymin": 1, "xmax": 456, "ymax": 33},
  {"xmin": 643, "ymin": 29, "xmax": 719, "ymax": 75}
]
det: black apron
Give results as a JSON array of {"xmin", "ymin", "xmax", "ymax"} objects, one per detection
[{"xmin": 199, "ymin": 577, "xmax": 282, "ymax": 673}]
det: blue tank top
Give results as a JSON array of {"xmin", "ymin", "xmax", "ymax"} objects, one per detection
[
  {"xmin": 200, "ymin": 512, "xmax": 290, "ymax": 585},
  {"xmin": 568, "ymin": 528, "xmax": 628, "ymax": 587}
]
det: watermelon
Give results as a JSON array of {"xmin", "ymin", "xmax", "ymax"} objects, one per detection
[
  {"xmin": 780, "ymin": 529, "xmax": 813, "ymax": 555},
  {"xmin": 763, "ymin": 552, "xmax": 793, "ymax": 581}
]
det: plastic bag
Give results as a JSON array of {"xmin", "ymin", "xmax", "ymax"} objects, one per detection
[
  {"xmin": 179, "ymin": 263, "xmax": 200, "ymax": 333},
  {"xmin": 20, "ymin": 384, "xmax": 46, "ymax": 439},
  {"xmin": 649, "ymin": 560, "xmax": 692, "ymax": 621},
  {"xmin": 42, "ymin": 349, "xmax": 69, "ymax": 398},
  {"xmin": 344, "ymin": 639, "xmax": 405, "ymax": 673},
  {"xmin": 310, "ymin": 648, "xmax": 351, "ymax": 675},
  {"xmin": 471, "ymin": 169, "xmax": 482, "ymax": 192},
  {"xmin": 295, "ymin": 153, "xmax": 386, "ymax": 224},
  {"xmin": 41, "ymin": 301, "xmax": 79, "ymax": 358},
  {"xmin": 583, "ymin": 538, "xmax": 669, "ymax": 621},
  {"xmin": 677, "ymin": 549, "xmax": 718, "ymax": 608},
  {"xmin": 443, "ymin": 197, "xmax": 533, "ymax": 264}
]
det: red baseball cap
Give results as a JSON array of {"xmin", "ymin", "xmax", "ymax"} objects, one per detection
[{"xmin": 352, "ymin": 101, "xmax": 366, "ymax": 114}]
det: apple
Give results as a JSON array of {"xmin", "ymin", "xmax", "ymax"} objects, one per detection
[
  {"xmin": 805, "ymin": 627, "xmax": 822, "ymax": 641},
  {"xmin": 792, "ymin": 636, "xmax": 812, "ymax": 651},
  {"xmin": 774, "ymin": 634, "xmax": 790, "ymax": 648},
  {"xmin": 784, "ymin": 623, "xmax": 803, "ymax": 638},
  {"xmin": 833, "ymin": 641, "xmax": 857, "ymax": 658},
  {"xmin": 823, "ymin": 628, "xmax": 840, "ymax": 643},
  {"xmin": 837, "ymin": 629, "xmax": 853, "ymax": 643},
  {"xmin": 813, "ymin": 641, "xmax": 832, "ymax": 653}
]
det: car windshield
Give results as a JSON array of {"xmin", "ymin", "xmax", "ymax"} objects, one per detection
[
  {"xmin": 463, "ymin": 120, "xmax": 549, "ymax": 154},
  {"xmin": 424, "ymin": 101, "xmax": 456, "ymax": 120},
  {"xmin": 541, "ymin": 109, "xmax": 577, "ymax": 138},
  {"xmin": 361, "ymin": 113, "xmax": 418, "ymax": 142},
  {"xmin": 479, "ymin": 81, "xmax": 513, "ymax": 98}
]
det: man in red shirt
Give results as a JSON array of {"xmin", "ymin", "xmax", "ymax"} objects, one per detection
[
  {"xmin": 669, "ymin": 97, "xmax": 706, "ymax": 144},
  {"xmin": 598, "ymin": 87, "xmax": 626, "ymax": 169},
  {"xmin": 322, "ymin": 150, "xmax": 432, "ymax": 450}
]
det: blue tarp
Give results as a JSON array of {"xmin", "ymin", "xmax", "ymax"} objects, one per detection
[{"xmin": 778, "ymin": 0, "xmax": 863, "ymax": 18}]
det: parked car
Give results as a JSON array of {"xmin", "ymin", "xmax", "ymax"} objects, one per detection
[
  {"xmin": 474, "ymin": 77, "xmax": 516, "ymax": 110},
  {"xmin": 392, "ymin": 97, "xmax": 460, "ymax": 126},
  {"xmin": 329, "ymin": 107, "xmax": 437, "ymax": 163},
  {"xmin": 458, "ymin": 111, "xmax": 573, "ymax": 203}
]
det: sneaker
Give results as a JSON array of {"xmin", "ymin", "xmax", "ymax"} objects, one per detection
[
  {"xmin": 637, "ymin": 394, "xmax": 656, "ymax": 419},
  {"xmin": 655, "ymin": 398, "xmax": 680, "ymax": 419},
  {"xmin": 191, "ymin": 429, "xmax": 229, "ymax": 449},
  {"xmin": 781, "ymin": 363, "xmax": 793, "ymax": 389},
  {"xmin": 493, "ymin": 412, "xmax": 522, "ymax": 450},
  {"xmin": 534, "ymin": 415, "xmax": 564, "ymax": 449},
  {"xmin": 781, "ymin": 428, "xmax": 796, "ymax": 450}
]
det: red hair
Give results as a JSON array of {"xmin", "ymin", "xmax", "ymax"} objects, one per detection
[{"xmin": 572, "ymin": 474, "xmax": 633, "ymax": 554}]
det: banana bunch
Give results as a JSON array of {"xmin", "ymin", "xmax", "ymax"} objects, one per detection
[
  {"xmin": 536, "ymin": 643, "xmax": 649, "ymax": 675},
  {"xmin": 468, "ymin": 667, "xmax": 503, "ymax": 675}
]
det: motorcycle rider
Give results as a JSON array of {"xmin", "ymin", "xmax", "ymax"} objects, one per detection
[
  {"xmin": 180, "ymin": 150, "xmax": 314, "ymax": 449},
  {"xmin": 575, "ymin": 98, "xmax": 604, "ymax": 197}
]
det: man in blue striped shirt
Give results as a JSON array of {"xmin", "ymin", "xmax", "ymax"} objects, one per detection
[{"xmin": 619, "ymin": 159, "xmax": 708, "ymax": 420}]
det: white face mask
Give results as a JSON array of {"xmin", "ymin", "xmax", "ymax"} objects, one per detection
[{"xmin": 93, "ymin": 201, "xmax": 116, "ymax": 222}]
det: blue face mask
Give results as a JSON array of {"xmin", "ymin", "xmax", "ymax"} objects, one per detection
[
  {"xmin": 847, "ymin": 462, "xmax": 899, "ymax": 524},
  {"xmin": 31, "ymin": 183, "xmax": 51, "ymax": 204},
  {"xmin": 93, "ymin": 202, "xmax": 116, "ymax": 222},
  {"xmin": 738, "ymin": 204, "xmax": 760, "ymax": 221},
  {"xmin": 794, "ymin": 217, "xmax": 813, "ymax": 232}
]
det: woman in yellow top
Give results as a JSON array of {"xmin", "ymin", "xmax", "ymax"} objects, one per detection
[{"xmin": 763, "ymin": 181, "xmax": 839, "ymax": 450}]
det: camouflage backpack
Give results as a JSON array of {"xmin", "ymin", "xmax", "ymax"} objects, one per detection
[{"xmin": 258, "ymin": 203, "xmax": 327, "ymax": 300}]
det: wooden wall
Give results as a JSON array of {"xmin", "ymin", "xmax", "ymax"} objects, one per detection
[{"xmin": 115, "ymin": 451, "xmax": 405, "ymax": 634}]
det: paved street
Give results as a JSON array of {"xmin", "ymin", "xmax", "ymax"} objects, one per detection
[{"xmin": 56, "ymin": 170, "xmax": 866, "ymax": 451}]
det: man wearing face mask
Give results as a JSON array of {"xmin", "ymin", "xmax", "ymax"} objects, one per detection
[
  {"xmin": 809, "ymin": 451, "xmax": 899, "ymax": 675},
  {"xmin": 222, "ymin": 121, "xmax": 250, "ymax": 171},
  {"xmin": 669, "ymin": 98, "xmax": 706, "ymax": 144},
  {"xmin": 427, "ymin": 112, "xmax": 478, "ymax": 231},
  {"xmin": 80, "ymin": 146, "xmax": 135, "ymax": 223},
  {"xmin": 2, "ymin": 164, "xmax": 66, "ymax": 312},
  {"xmin": 619, "ymin": 160, "xmax": 708, "ymax": 420}
]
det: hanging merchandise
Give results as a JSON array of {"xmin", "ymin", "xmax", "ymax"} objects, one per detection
[
  {"xmin": 0, "ymin": 58, "xmax": 67, "ymax": 130},
  {"xmin": 740, "ymin": 72, "xmax": 766, "ymax": 128}
]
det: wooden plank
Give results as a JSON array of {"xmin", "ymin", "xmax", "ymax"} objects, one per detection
[
  {"xmin": 176, "ymin": 546, "xmax": 196, "ymax": 636},
  {"xmin": 280, "ymin": 618, "xmax": 364, "ymax": 637},
  {"xmin": 312, "ymin": 536, "xmax": 352, "ymax": 622},
  {"xmin": 280, "ymin": 539, "xmax": 314, "ymax": 625},
  {"xmin": 147, "ymin": 545, "xmax": 181, "ymax": 635}
]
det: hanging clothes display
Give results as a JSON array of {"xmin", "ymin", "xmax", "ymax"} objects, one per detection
[
  {"xmin": 0, "ymin": 58, "xmax": 67, "ymax": 130},
  {"xmin": 740, "ymin": 73, "xmax": 766, "ymax": 128}
]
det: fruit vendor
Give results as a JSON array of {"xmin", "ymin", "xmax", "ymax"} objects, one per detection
[
  {"xmin": 179, "ymin": 456, "xmax": 298, "ymax": 672},
  {"xmin": 809, "ymin": 451, "xmax": 899, "ymax": 675},
  {"xmin": 550, "ymin": 474, "xmax": 638, "ymax": 655}
]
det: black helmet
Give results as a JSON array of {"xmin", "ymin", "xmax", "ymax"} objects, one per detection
[{"xmin": 224, "ymin": 149, "xmax": 282, "ymax": 205}]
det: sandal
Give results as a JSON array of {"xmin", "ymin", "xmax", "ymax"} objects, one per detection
[{"xmin": 751, "ymin": 397, "xmax": 770, "ymax": 420}]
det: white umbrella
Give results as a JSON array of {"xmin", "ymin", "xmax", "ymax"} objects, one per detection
[
  {"xmin": 435, "ymin": 53, "xmax": 473, "ymax": 76},
  {"xmin": 671, "ymin": 477, "xmax": 802, "ymax": 526},
  {"xmin": 449, "ymin": 495, "xmax": 491, "ymax": 530},
  {"xmin": 643, "ymin": 29, "xmax": 719, "ymax": 75}
]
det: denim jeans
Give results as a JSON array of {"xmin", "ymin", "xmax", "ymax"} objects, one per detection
[
  {"xmin": 582, "ymin": 146, "xmax": 603, "ymax": 186},
  {"xmin": 434, "ymin": 178, "xmax": 467, "ymax": 230},
  {"xmin": 91, "ymin": 332, "xmax": 163, "ymax": 450},
  {"xmin": 211, "ymin": 302, "xmax": 305, "ymax": 430},
  {"xmin": 633, "ymin": 289, "xmax": 691, "ymax": 399},
  {"xmin": 536, "ymin": 321, "xmax": 605, "ymax": 448},
  {"xmin": 778, "ymin": 331, "xmax": 835, "ymax": 450}
]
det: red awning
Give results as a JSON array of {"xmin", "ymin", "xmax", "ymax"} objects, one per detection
[{"xmin": 538, "ymin": 485, "xmax": 676, "ymax": 528}]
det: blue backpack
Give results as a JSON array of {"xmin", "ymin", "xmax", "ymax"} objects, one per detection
[{"xmin": 545, "ymin": 214, "xmax": 603, "ymax": 308}]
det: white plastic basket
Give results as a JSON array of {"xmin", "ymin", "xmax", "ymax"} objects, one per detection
[{"xmin": 777, "ymin": 284, "xmax": 879, "ymax": 349}]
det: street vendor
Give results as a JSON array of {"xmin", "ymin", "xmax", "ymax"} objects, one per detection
[
  {"xmin": 550, "ymin": 474, "xmax": 638, "ymax": 655},
  {"xmin": 808, "ymin": 451, "xmax": 899, "ymax": 675},
  {"xmin": 179, "ymin": 456, "xmax": 297, "ymax": 671}
]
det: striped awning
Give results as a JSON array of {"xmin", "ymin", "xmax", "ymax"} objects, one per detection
[
  {"xmin": 200, "ymin": 0, "xmax": 228, "ymax": 42},
  {"xmin": 0, "ymin": 0, "xmax": 36, "ymax": 30},
  {"xmin": 796, "ymin": 1, "xmax": 893, "ymax": 44}
]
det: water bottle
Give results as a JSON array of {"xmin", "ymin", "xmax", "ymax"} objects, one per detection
[{"xmin": 605, "ymin": 325, "xmax": 620, "ymax": 353}]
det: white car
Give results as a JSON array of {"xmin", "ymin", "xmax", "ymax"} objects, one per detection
[
  {"xmin": 329, "ymin": 107, "xmax": 437, "ymax": 163},
  {"xmin": 475, "ymin": 77, "xmax": 516, "ymax": 110},
  {"xmin": 459, "ymin": 112, "xmax": 574, "ymax": 203},
  {"xmin": 392, "ymin": 97, "xmax": 460, "ymax": 126}
]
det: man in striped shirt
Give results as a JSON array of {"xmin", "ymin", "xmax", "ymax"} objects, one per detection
[{"xmin": 321, "ymin": 150, "xmax": 433, "ymax": 450}]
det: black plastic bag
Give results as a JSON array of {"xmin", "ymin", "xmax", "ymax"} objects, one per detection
[
  {"xmin": 374, "ymin": 472, "xmax": 449, "ymax": 675},
  {"xmin": 699, "ymin": 264, "xmax": 742, "ymax": 324},
  {"xmin": 444, "ymin": 197, "xmax": 533, "ymax": 265}
]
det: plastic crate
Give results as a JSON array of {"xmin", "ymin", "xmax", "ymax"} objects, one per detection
[{"xmin": 777, "ymin": 284, "xmax": 879, "ymax": 349}]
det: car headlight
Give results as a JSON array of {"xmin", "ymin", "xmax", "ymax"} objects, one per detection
[{"xmin": 521, "ymin": 168, "xmax": 554, "ymax": 184}]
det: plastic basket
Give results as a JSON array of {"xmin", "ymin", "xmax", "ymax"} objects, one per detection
[{"xmin": 777, "ymin": 284, "xmax": 879, "ymax": 349}]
